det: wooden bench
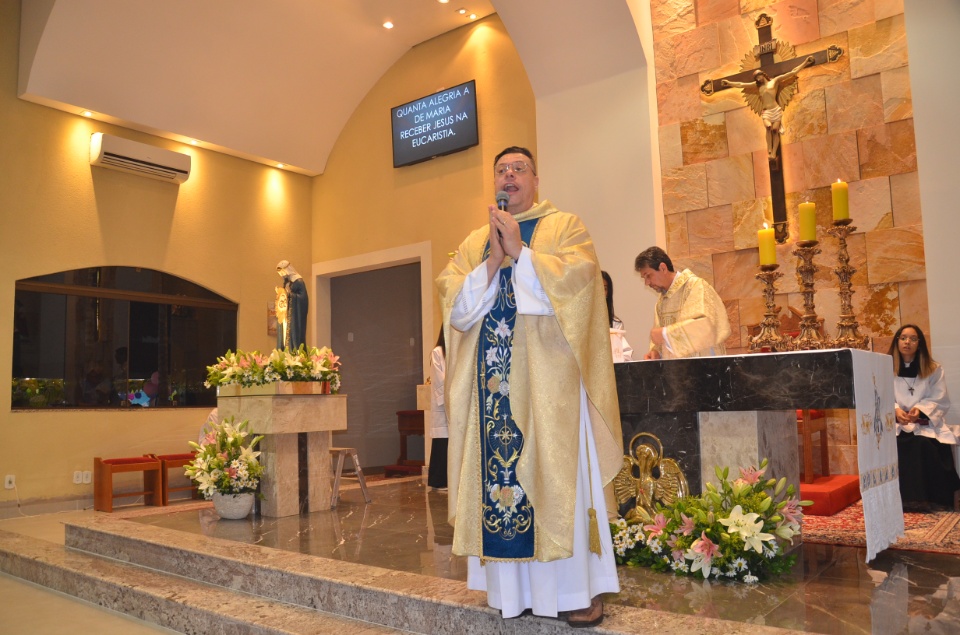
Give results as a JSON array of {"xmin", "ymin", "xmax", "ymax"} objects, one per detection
[
  {"xmin": 151, "ymin": 453, "xmax": 199, "ymax": 505},
  {"xmin": 93, "ymin": 456, "xmax": 162, "ymax": 512}
]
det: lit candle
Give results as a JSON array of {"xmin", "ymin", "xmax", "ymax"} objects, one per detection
[
  {"xmin": 799, "ymin": 201, "xmax": 817, "ymax": 241},
  {"xmin": 832, "ymin": 179, "xmax": 849, "ymax": 221},
  {"xmin": 758, "ymin": 223, "xmax": 777, "ymax": 265}
]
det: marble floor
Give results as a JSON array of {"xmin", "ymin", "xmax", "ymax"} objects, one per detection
[{"xmin": 3, "ymin": 477, "xmax": 960, "ymax": 634}]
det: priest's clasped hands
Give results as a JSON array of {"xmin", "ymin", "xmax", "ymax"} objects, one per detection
[{"xmin": 488, "ymin": 206, "xmax": 522, "ymax": 261}]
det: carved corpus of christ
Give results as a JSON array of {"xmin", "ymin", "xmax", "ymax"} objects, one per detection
[
  {"xmin": 700, "ymin": 13, "xmax": 843, "ymax": 242},
  {"xmin": 721, "ymin": 55, "xmax": 813, "ymax": 161}
]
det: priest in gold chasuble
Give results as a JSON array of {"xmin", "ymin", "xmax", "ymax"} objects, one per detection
[
  {"xmin": 635, "ymin": 246, "xmax": 731, "ymax": 360},
  {"xmin": 437, "ymin": 147, "xmax": 623, "ymax": 625}
]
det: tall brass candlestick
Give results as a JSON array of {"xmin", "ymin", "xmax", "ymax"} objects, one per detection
[
  {"xmin": 826, "ymin": 219, "xmax": 870, "ymax": 349},
  {"xmin": 792, "ymin": 240, "xmax": 827, "ymax": 350},
  {"xmin": 750, "ymin": 263, "xmax": 788, "ymax": 352}
]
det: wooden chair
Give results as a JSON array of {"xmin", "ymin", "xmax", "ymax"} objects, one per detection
[
  {"xmin": 797, "ymin": 409, "xmax": 830, "ymax": 484},
  {"xmin": 152, "ymin": 453, "xmax": 198, "ymax": 505},
  {"xmin": 384, "ymin": 410, "xmax": 425, "ymax": 477},
  {"xmin": 93, "ymin": 456, "xmax": 162, "ymax": 512}
]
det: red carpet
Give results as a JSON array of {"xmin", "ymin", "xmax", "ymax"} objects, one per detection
[
  {"xmin": 802, "ymin": 499, "xmax": 960, "ymax": 555},
  {"xmin": 799, "ymin": 474, "xmax": 861, "ymax": 516}
]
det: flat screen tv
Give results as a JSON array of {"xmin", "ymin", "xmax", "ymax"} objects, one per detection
[{"xmin": 391, "ymin": 79, "xmax": 478, "ymax": 168}]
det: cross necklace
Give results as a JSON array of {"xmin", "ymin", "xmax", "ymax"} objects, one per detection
[{"xmin": 903, "ymin": 361, "xmax": 916, "ymax": 394}]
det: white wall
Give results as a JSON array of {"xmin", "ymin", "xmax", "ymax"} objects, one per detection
[
  {"xmin": 537, "ymin": 68, "xmax": 659, "ymax": 340},
  {"xmin": 904, "ymin": 0, "xmax": 960, "ymax": 421},
  {"xmin": 495, "ymin": 0, "xmax": 661, "ymax": 344}
]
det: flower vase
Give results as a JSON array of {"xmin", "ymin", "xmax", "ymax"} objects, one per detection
[{"xmin": 212, "ymin": 492, "xmax": 255, "ymax": 519}]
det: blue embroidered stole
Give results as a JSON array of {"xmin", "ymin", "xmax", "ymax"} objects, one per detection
[{"xmin": 478, "ymin": 217, "xmax": 540, "ymax": 560}]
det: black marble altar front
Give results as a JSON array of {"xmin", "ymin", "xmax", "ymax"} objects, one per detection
[{"xmin": 614, "ymin": 349, "xmax": 858, "ymax": 492}]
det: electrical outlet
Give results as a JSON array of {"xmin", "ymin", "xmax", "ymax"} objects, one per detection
[
  {"xmin": 82, "ymin": 470, "xmax": 92, "ymax": 484},
  {"xmin": 73, "ymin": 471, "xmax": 83, "ymax": 484},
  {"xmin": 4, "ymin": 475, "xmax": 14, "ymax": 489}
]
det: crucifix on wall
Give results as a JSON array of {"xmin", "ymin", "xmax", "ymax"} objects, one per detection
[{"xmin": 701, "ymin": 14, "xmax": 843, "ymax": 243}]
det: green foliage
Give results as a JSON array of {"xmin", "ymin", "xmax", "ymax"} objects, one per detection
[
  {"xmin": 205, "ymin": 345, "xmax": 342, "ymax": 393},
  {"xmin": 610, "ymin": 459, "xmax": 810, "ymax": 583},
  {"xmin": 185, "ymin": 417, "xmax": 265, "ymax": 498}
]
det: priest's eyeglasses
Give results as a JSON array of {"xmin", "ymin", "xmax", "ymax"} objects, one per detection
[
  {"xmin": 899, "ymin": 335, "xmax": 919, "ymax": 342},
  {"xmin": 495, "ymin": 161, "xmax": 535, "ymax": 176}
]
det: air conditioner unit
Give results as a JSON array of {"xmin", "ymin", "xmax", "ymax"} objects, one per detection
[{"xmin": 90, "ymin": 132, "xmax": 191, "ymax": 184}]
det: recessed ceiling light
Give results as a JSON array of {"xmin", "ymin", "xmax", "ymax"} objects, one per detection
[
  {"xmin": 190, "ymin": 140, "xmax": 199, "ymax": 146},
  {"xmin": 81, "ymin": 110, "xmax": 93, "ymax": 117},
  {"xmin": 383, "ymin": 21, "xmax": 394, "ymax": 29},
  {"xmin": 438, "ymin": 0, "xmax": 449, "ymax": 4},
  {"xmin": 457, "ymin": 8, "xmax": 466, "ymax": 15},
  {"xmin": 277, "ymin": 163, "xmax": 285, "ymax": 169},
  {"xmin": 469, "ymin": 13, "xmax": 477, "ymax": 19}
]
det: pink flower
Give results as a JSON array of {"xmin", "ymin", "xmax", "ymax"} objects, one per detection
[
  {"xmin": 643, "ymin": 513, "xmax": 668, "ymax": 537},
  {"xmin": 666, "ymin": 535, "xmax": 684, "ymax": 561},
  {"xmin": 203, "ymin": 432, "xmax": 217, "ymax": 445},
  {"xmin": 738, "ymin": 465, "xmax": 766, "ymax": 484},
  {"xmin": 227, "ymin": 467, "xmax": 237, "ymax": 478},
  {"xmin": 686, "ymin": 532, "xmax": 720, "ymax": 579},
  {"xmin": 781, "ymin": 499, "xmax": 802, "ymax": 525},
  {"xmin": 238, "ymin": 357, "xmax": 250, "ymax": 368},
  {"xmin": 692, "ymin": 532, "xmax": 719, "ymax": 559},
  {"xmin": 679, "ymin": 513, "xmax": 696, "ymax": 536}
]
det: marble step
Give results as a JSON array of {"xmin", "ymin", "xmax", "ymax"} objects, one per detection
[
  {"xmin": 0, "ymin": 529, "xmax": 406, "ymax": 634},
  {"xmin": 54, "ymin": 511, "xmax": 807, "ymax": 635}
]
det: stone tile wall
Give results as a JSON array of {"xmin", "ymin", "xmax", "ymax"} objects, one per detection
[{"xmin": 650, "ymin": 0, "xmax": 916, "ymax": 474}]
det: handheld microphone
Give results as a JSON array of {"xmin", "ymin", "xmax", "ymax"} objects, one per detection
[{"xmin": 493, "ymin": 191, "xmax": 509, "ymax": 244}]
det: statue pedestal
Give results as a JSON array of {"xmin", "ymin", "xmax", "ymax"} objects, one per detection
[{"xmin": 217, "ymin": 383, "xmax": 347, "ymax": 517}]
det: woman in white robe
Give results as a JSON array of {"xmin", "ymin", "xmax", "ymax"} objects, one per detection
[{"xmin": 889, "ymin": 324, "xmax": 960, "ymax": 508}]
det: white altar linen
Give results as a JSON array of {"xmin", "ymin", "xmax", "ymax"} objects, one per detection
[{"xmin": 851, "ymin": 349, "xmax": 904, "ymax": 561}]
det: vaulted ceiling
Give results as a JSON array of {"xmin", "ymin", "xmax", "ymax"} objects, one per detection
[{"xmin": 18, "ymin": 0, "xmax": 645, "ymax": 176}]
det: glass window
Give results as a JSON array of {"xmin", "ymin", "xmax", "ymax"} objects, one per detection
[{"xmin": 12, "ymin": 267, "xmax": 237, "ymax": 410}]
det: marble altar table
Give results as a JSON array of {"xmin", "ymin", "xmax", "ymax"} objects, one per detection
[
  {"xmin": 615, "ymin": 348, "xmax": 902, "ymax": 560},
  {"xmin": 218, "ymin": 383, "xmax": 347, "ymax": 518}
]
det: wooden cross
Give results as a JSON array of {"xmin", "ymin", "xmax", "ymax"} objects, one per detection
[{"xmin": 701, "ymin": 14, "xmax": 843, "ymax": 243}]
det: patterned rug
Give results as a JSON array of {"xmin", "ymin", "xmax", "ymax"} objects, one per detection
[{"xmin": 802, "ymin": 500, "xmax": 960, "ymax": 555}]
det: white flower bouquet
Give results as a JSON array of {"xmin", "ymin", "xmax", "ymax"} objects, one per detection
[
  {"xmin": 610, "ymin": 459, "xmax": 810, "ymax": 583},
  {"xmin": 185, "ymin": 417, "xmax": 265, "ymax": 498},
  {"xmin": 204, "ymin": 345, "xmax": 341, "ymax": 393}
]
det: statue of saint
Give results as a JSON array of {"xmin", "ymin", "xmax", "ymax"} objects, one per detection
[
  {"xmin": 276, "ymin": 260, "xmax": 308, "ymax": 350},
  {"xmin": 721, "ymin": 56, "xmax": 815, "ymax": 161}
]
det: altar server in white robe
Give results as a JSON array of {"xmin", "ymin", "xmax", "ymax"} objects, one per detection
[
  {"xmin": 889, "ymin": 324, "xmax": 960, "ymax": 508},
  {"xmin": 437, "ymin": 146, "xmax": 623, "ymax": 628}
]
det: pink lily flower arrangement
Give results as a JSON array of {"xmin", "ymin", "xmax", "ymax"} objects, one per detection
[{"xmin": 610, "ymin": 458, "xmax": 810, "ymax": 583}]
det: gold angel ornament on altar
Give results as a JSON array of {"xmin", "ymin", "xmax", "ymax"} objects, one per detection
[{"xmin": 613, "ymin": 432, "xmax": 689, "ymax": 521}]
